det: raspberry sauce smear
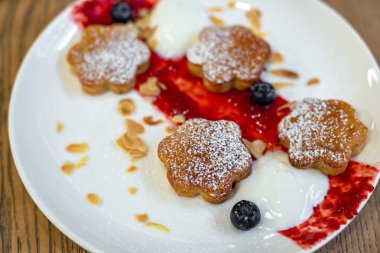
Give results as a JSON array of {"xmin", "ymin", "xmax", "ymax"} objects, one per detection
[{"xmin": 71, "ymin": 0, "xmax": 379, "ymax": 250}]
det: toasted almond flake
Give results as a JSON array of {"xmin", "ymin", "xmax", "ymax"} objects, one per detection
[
  {"xmin": 307, "ymin": 77, "xmax": 320, "ymax": 86},
  {"xmin": 208, "ymin": 7, "xmax": 224, "ymax": 12},
  {"xmin": 75, "ymin": 156, "xmax": 88, "ymax": 168},
  {"xmin": 165, "ymin": 125, "xmax": 177, "ymax": 134},
  {"xmin": 118, "ymin": 98, "xmax": 135, "ymax": 116},
  {"xmin": 171, "ymin": 114, "xmax": 185, "ymax": 124},
  {"xmin": 121, "ymin": 134, "xmax": 147, "ymax": 153},
  {"xmin": 139, "ymin": 77, "xmax": 161, "ymax": 97},
  {"xmin": 56, "ymin": 121, "xmax": 63, "ymax": 133},
  {"xmin": 116, "ymin": 134, "xmax": 148, "ymax": 160},
  {"xmin": 246, "ymin": 9, "xmax": 261, "ymax": 29},
  {"xmin": 66, "ymin": 143, "xmax": 89, "ymax": 154},
  {"xmin": 61, "ymin": 162, "xmax": 75, "ymax": 175},
  {"xmin": 270, "ymin": 69, "xmax": 299, "ymax": 79},
  {"xmin": 126, "ymin": 165, "xmax": 139, "ymax": 173},
  {"xmin": 143, "ymin": 116, "xmax": 164, "ymax": 126},
  {"xmin": 157, "ymin": 82, "xmax": 167, "ymax": 90},
  {"xmin": 276, "ymin": 101, "xmax": 296, "ymax": 111},
  {"xmin": 227, "ymin": 0, "xmax": 236, "ymax": 8},
  {"xmin": 144, "ymin": 222, "xmax": 169, "ymax": 233},
  {"xmin": 243, "ymin": 138, "xmax": 266, "ymax": 159},
  {"xmin": 209, "ymin": 15, "xmax": 224, "ymax": 26},
  {"xmin": 253, "ymin": 140, "xmax": 266, "ymax": 154},
  {"xmin": 147, "ymin": 37, "xmax": 158, "ymax": 49},
  {"xmin": 86, "ymin": 193, "xmax": 101, "ymax": 206},
  {"xmin": 128, "ymin": 187, "xmax": 138, "ymax": 195},
  {"xmin": 138, "ymin": 8, "xmax": 150, "ymax": 18},
  {"xmin": 270, "ymin": 52, "xmax": 284, "ymax": 65},
  {"xmin": 125, "ymin": 119, "xmax": 145, "ymax": 135},
  {"xmin": 135, "ymin": 214, "xmax": 149, "ymax": 223},
  {"xmin": 272, "ymin": 82, "xmax": 295, "ymax": 89}
]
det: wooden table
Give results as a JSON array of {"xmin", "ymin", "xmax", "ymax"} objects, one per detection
[{"xmin": 0, "ymin": 0, "xmax": 379, "ymax": 252}]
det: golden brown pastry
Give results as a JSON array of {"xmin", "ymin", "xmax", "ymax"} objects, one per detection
[
  {"xmin": 186, "ymin": 25, "xmax": 270, "ymax": 93},
  {"xmin": 158, "ymin": 118, "xmax": 253, "ymax": 204},
  {"xmin": 278, "ymin": 98, "xmax": 368, "ymax": 175},
  {"xmin": 67, "ymin": 24, "xmax": 150, "ymax": 95}
]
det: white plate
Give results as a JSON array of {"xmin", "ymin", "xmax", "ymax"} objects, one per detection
[{"xmin": 9, "ymin": 0, "xmax": 380, "ymax": 252}]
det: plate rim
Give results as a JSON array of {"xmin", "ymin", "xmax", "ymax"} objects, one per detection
[{"xmin": 8, "ymin": 1, "xmax": 380, "ymax": 253}]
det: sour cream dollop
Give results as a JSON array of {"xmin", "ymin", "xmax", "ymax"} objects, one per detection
[
  {"xmin": 149, "ymin": 0, "xmax": 210, "ymax": 59},
  {"xmin": 235, "ymin": 151, "xmax": 329, "ymax": 230}
]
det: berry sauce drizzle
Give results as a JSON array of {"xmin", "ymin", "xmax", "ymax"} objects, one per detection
[
  {"xmin": 71, "ymin": 0, "xmax": 156, "ymax": 28},
  {"xmin": 136, "ymin": 53, "xmax": 290, "ymax": 148},
  {"xmin": 280, "ymin": 161, "xmax": 378, "ymax": 249},
  {"xmin": 71, "ymin": 0, "xmax": 379, "ymax": 249}
]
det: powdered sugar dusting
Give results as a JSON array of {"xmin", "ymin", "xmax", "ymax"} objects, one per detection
[
  {"xmin": 187, "ymin": 25, "xmax": 270, "ymax": 84},
  {"xmin": 69, "ymin": 24, "xmax": 150, "ymax": 85},
  {"xmin": 158, "ymin": 118, "xmax": 252, "ymax": 201},
  {"xmin": 278, "ymin": 98, "xmax": 366, "ymax": 169}
]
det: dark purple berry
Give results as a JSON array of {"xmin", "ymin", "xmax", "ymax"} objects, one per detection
[
  {"xmin": 230, "ymin": 200, "xmax": 261, "ymax": 231},
  {"xmin": 250, "ymin": 81, "xmax": 276, "ymax": 106},
  {"xmin": 111, "ymin": 2, "xmax": 133, "ymax": 23}
]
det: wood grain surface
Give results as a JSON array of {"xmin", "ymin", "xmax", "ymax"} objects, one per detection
[{"xmin": 0, "ymin": 0, "xmax": 379, "ymax": 252}]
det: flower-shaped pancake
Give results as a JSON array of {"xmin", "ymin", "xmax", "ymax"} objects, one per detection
[
  {"xmin": 68, "ymin": 24, "xmax": 150, "ymax": 94},
  {"xmin": 187, "ymin": 25, "xmax": 270, "ymax": 93},
  {"xmin": 278, "ymin": 98, "xmax": 368, "ymax": 175},
  {"xmin": 158, "ymin": 118, "xmax": 253, "ymax": 204}
]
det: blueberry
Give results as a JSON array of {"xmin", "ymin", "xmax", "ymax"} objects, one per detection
[
  {"xmin": 230, "ymin": 200, "xmax": 261, "ymax": 231},
  {"xmin": 250, "ymin": 81, "xmax": 276, "ymax": 106},
  {"xmin": 111, "ymin": 2, "xmax": 133, "ymax": 23}
]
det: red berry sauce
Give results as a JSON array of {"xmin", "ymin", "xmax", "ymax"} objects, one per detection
[
  {"xmin": 70, "ymin": 0, "xmax": 379, "ymax": 249},
  {"xmin": 280, "ymin": 161, "xmax": 378, "ymax": 249},
  {"xmin": 136, "ymin": 53, "xmax": 290, "ymax": 148},
  {"xmin": 71, "ymin": 0, "xmax": 157, "ymax": 28}
]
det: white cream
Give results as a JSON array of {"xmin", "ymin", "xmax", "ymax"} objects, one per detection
[
  {"xmin": 149, "ymin": 0, "xmax": 210, "ymax": 59},
  {"xmin": 235, "ymin": 151, "xmax": 329, "ymax": 230}
]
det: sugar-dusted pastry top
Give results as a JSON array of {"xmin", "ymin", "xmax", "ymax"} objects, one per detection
[
  {"xmin": 68, "ymin": 24, "xmax": 150, "ymax": 93},
  {"xmin": 278, "ymin": 98, "xmax": 368, "ymax": 175},
  {"xmin": 187, "ymin": 25, "xmax": 270, "ymax": 84},
  {"xmin": 158, "ymin": 118, "xmax": 253, "ymax": 204}
]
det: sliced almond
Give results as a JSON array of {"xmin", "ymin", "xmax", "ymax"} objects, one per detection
[
  {"xmin": 227, "ymin": 0, "xmax": 236, "ymax": 8},
  {"xmin": 243, "ymin": 138, "xmax": 266, "ymax": 159},
  {"xmin": 121, "ymin": 134, "xmax": 147, "ymax": 153},
  {"xmin": 125, "ymin": 119, "xmax": 145, "ymax": 135},
  {"xmin": 171, "ymin": 114, "xmax": 186, "ymax": 124},
  {"xmin": 75, "ymin": 156, "xmax": 88, "ymax": 168},
  {"xmin": 209, "ymin": 15, "xmax": 224, "ymax": 26},
  {"xmin": 126, "ymin": 165, "xmax": 139, "ymax": 173},
  {"xmin": 276, "ymin": 101, "xmax": 296, "ymax": 112},
  {"xmin": 272, "ymin": 82, "xmax": 295, "ymax": 89},
  {"xmin": 56, "ymin": 121, "xmax": 63, "ymax": 133},
  {"xmin": 208, "ymin": 7, "xmax": 224, "ymax": 12},
  {"xmin": 61, "ymin": 162, "xmax": 75, "ymax": 175},
  {"xmin": 147, "ymin": 37, "xmax": 158, "ymax": 49},
  {"xmin": 128, "ymin": 187, "xmax": 138, "ymax": 195},
  {"xmin": 270, "ymin": 52, "xmax": 284, "ymax": 65},
  {"xmin": 86, "ymin": 193, "xmax": 102, "ymax": 206},
  {"xmin": 66, "ymin": 143, "xmax": 89, "ymax": 154},
  {"xmin": 307, "ymin": 77, "xmax": 320, "ymax": 86},
  {"xmin": 270, "ymin": 69, "xmax": 299, "ymax": 79},
  {"xmin": 118, "ymin": 98, "xmax": 135, "ymax": 116},
  {"xmin": 143, "ymin": 116, "xmax": 164, "ymax": 126},
  {"xmin": 157, "ymin": 82, "xmax": 167, "ymax": 90},
  {"xmin": 139, "ymin": 77, "xmax": 161, "ymax": 97},
  {"xmin": 135, "ymin": 214, "xmax": 149, "ymax": 223},
  {"xmin": 165, "ymin": 125, "xmax": 177, "ymax": 134},
  {"xmin": 144, "ymin": 222, "xmax": 170, "ymax": 233},
  {"xmin": 246, "ymin": 9, "xmax": 261, "ymax": 29},
  {"xmin": 116, "ymin": 134, "xmax": 148, "ymax": 160},
  {"xmin": 138, "ymin": 8, "xmax": 150, "ymax": 18}
]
